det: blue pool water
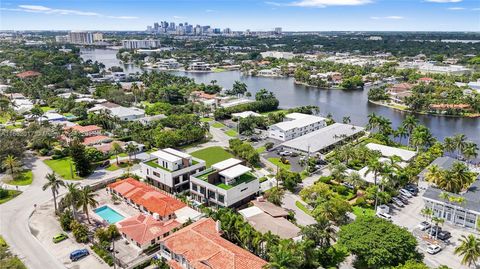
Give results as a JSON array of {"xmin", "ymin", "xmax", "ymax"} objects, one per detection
[{"xmin": 94, "ymin": 205, "xmax": 125, "ymax": 224}]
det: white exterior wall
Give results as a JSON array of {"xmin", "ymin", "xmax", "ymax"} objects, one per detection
[
  {"xmin": 424, "ymin": 198, "xmax": 479, "ymax": 229},
  {"xmin": 141, "ymin": 160, "xmax": 205, "ymax": 190},
  {"xmin": 190, "ymin": 175, "xmax": 260, "ymax": 207},
  {"xmin": 268, "ymin": 119, "xmax": 326, "ymax": 141}
]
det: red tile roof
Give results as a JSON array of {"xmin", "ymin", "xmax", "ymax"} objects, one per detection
[
  {"xmin": 161, "ymin": 218, "xmax": 267, "ymax": 269},
  {"xmin": 16, "ymin": 71, "xmax": 41, "ymax": 79},
  {"xmin": 117, "ymin": 214, "xmax": 181, "ymax": 245},
  {"xmin": 68, "ymin": 125, "xmax": 102, "ymax": 134},
  {"xmin": 82, "ymin": 135, "xmax": 111, "ymax": 146},
  {"xmin": 108, "ymin": 178, "xmax": 186, "ymax": 217},
  {"xmin": 430, "ymin": 104, "xmax": 470, "ymax": 110},
  {"xmin": 418, "ymin": 77, "xmax": 433, "ymax": 82}
]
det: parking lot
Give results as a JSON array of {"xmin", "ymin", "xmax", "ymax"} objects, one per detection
[{"xmin": 388, "ymin": 183, "xmax": 474, "ymax": 269}]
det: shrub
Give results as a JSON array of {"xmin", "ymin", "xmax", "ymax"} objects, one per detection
[
  {"xmin": 334, "ymin": 185, "xmax": 349, "ymax": 196},
  {"xmin": 264, "ymin": 142, "xmax": 274, "ymax": 150},
  {"xmin": 318, "ymin": 176, "xmax": 333, "ymax": 184},
  {"xmin": 39, "ymin": 148, "xmax": 50, "ymax": 156},
  {"xmin": 354, "ymin": 197, "xmax": 367, "ymax": 207},
  {"xmin": 59, "ymin": 210, "xmax": 74, "ymax": 231},
  {"xmin": 70, "ymin": 221, "xmax": 89, "ymax": 243},
  {"xmin": 0, "ymin": 188, "xmax": 9, "ymax": 199},
  {"xmin": 91, "ymin": 244, "xmax": 114, "ymax": 266}
]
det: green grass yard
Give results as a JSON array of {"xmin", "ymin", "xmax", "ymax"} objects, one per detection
[
  {"xmin": 0, "ymin": 190, "xmax": 22, "ymax": 204},
  {"xmin": 211, "ymin": 122, "xmax": 226, "ymax": 128},
  {"xmin": 256, "ymin": 146, "xmax": 266, "ymax": 154},
  {"xmin": 352, "ymin": 206, "xmax": 375, "ymax": 218},
  {"xmin": 3, "ymin": 170, "xmax": 33, "ymax": 186},
  {"xmin": 106, "ymin": 163, "xmax": 129, "ymax": 171},
  {"xmin": 44, "ymin": 157, "xmax": 81, "ymax": 180},
  {"xmin": 190, "ymin": 146, "xmax": 234, "ymax": 168},
  {"xmin": 40, "ymin": 106, "xmax": 54, "ymax": 112},
  {"xmin": 200, "ymin": 117, "xmax": 213, "ymax": 122},
  {"xmin": 224, "ymin": 129, "xmax": 238, "ymax": 137},
  {"xmin": 268, "ymin": 157, "xmax": 291, "ymax": 171},
  {"xmin": 295, "ymin": 201, "xmax": 312, "ymax": 215}
]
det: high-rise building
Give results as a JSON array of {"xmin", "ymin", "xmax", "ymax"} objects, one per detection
[
  {"xmin": 275, "ymin": 27, "xmax": 282, "ymax": 34},
  {"xmin": 122, "ymin": 39, "xmax": 161, "ymax": 50},
  {"xmin": 55, "ymin": 35, "xmax": 70, "ymax": 43},
  {"xmin": 68, "ymin": 31, "xmax": 94, "ymax": 44},
  {"xmin": 92, "ymin": 32, "xmax": 103, "ymax": 42}
]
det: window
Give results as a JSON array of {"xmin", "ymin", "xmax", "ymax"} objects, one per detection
[
  {"xmin": 241, "ymin": 187, "xmax": 248, "ymax": 192},
  {"xmin": 218, "ymin": 195, "xmax": 225, "ymax": 203},
  {"xmin": 208, "ymin": 189, "xmax": 216, "ymax": 199},
  {"xmin": 174, "ymin": 177, "xmax": 180, "ymax": 185},
  {"xmin": 200, "ymin": 186, "xmax": 206, "ymax": 195},
  {"xmin": 153, "ymin": 171, "xmax": 160, "ymax": 178},
  {"xmin": 191, "ymin": 183, "xmax": 197, "ymax": 192}
]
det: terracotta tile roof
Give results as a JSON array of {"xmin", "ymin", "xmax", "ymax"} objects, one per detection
[
  {"xmin": 82, "ymin": 135, "xmax": 111, "ymax": 146},
  {"xmin": 68, "ymin": 125, "xmax": 102, "ymax": 134},
  {"xmin": 168, "ymin": 260, "xmax": 184, "ymax": 269},
  {"xmin": 418, "ymin": 77, "xmax": 433, "ymax": 82},
  {"xmin": 108, "ymin": 178, "xmax": 186, "ymax": 217},
  {"xmin": 161, "ymin": 218, "xmax": 267, "ymax": 269},
  {"xmin": 117, "ymin": 214, "xmax": 181, "ymax": 245},
  {"xmin": 430, "ymin": 104, "xmax": 470, "ymax": 110},
  {"xmin": 16, "ymin": 71, "xmax": 41, "ymax": 79},
  {"xmin": 191, "ymin": 91, "xmax": 217, "ymax": 100}
]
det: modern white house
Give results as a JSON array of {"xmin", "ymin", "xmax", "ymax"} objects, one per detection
[
  {"xmin": 190, "ymin": 158, "xmax": 260, "ymax": 208},
  {"xmin": 141, "ymin": 148, "xmax": 206, "ymax": 193},
  {"xmin": 268, "ymin": 113, "xmax": 327, "ymax": 141}
]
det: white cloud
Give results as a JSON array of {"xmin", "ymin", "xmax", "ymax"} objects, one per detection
[
  {"xmin": 173, "ymin": 15, "xmax": 186, "ymax": 19},
  {"xmin": 371, "ymin": 16, "xmax": 404, "ymax": 20},
  {"xmin": 447, "ymin": 7, "xmax": 465, "ymax": 10},
  {"xmin": 1, "ymin": 4, "xmax": 137, "ymax": 19},
  {"xmin": 205, "ymin": 9, "xmax": 215, "ymax": 13},
  {"xmin": 266, "ymin": 0, "xmax": 372, "ymax": 8},
  {"xmin": 425, "ymin": 0, "xmax": 462, "ymax": 3}
]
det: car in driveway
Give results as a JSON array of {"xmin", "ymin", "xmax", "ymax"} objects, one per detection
[
  {"xmin": 392, "ymin": 197, "xmax": 405, "ymax": 207},
  {"xmin": 70, "ymin": 249, "xmax": 89, "ymax": 261},
  {"xmin": 426, "ymin": 244, "xmax": 442, "ymax": 255},
  {"xmin": 399, "ymin": 189, "xmax": 413, "ymax": 198},
  {"xmin": 52, "ymin": 233, "xmax": 68, "ymax": 243},
  {"xmin": 279, "ymin": 151, "xmax": 292, "ymax": 156},
  {"xmin": 397, "ymin": 195, "xmax": 409, "ymax": 204},
  {"xmin": 417, "ymin": 221, "xmax": 431, "ymax": 231},
  {"xmin": 376, "ymin": 212, "xmax": 392, "ymax": 221},
  {"xmin": 405, "ymin": 185, "xmax": 418, "ymax": 195},
  {"xmin": 437, "ymin": 231, "xmax": 452, "ymax": 241}
]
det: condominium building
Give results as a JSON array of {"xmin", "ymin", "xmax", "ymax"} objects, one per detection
[
  {"xmin": 69, "ymin": 31, "xmax": 94, "ymax": 44},
  {"xmin": 268, "ymin": 113, "xmax": 327, "ymax": 141},
  {"xmin": 190, "ymin": 158, "xmax": 260, "ymax": 208},
  {"xmin": 141, "ymin": 148, "xmax": 206, "ymax": 193},
  {"xmin": 122, "ymin": 39, "xmax": 161, "ymax": 50}
]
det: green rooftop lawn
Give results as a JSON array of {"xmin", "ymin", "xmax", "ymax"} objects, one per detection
[
  {"xmin": 144, "ymin": 159, "xmax": 172, "ymax": 172},
  {"xmin": 190, "ymin": 146, "xmax": 234, "ymax": 168},
  {"xmin": 0, "ymin": 190, "xmax": 22, "ymax": 204},
  {"xmin": 44, "ymin": 157, "xmax": 81, "ymax": 180},
  {"xmin": 268, "ymin": 157, "xmax": 291, "ymax": 171},
  {"xmin": 3, "ymin": 170, "xmax": 33, "ymax": 186},
  {"xmin": 109, "ymin": 153, "xmax": 128, "ymax": 160},
  {"xmin": 216, "ymin": 172, "xmax": 257, "ymax": 190},
  {"xmin": 225, "ymin": 129, "xmax": 238, "ymax": 137}
]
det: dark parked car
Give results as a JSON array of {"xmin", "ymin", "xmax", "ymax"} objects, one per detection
[
  {"xmin": 405, "ymin": 185, "xmax": 418, "ymax": 195},
  {"xmin": 397, "ymin": 195, "xmax": 409, "ymax": 204},
  {"xmin": 428, "ymin": 226, "xmax": 442, "ymax": 237},
  {"xmin": 437, "ymin": 231, "xmax": 452, "ymax": 241},
  {"xmin": 70, "ymin": 249, "xmax": 89, "ymax": 261}
]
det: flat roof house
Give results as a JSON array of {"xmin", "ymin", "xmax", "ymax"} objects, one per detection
[
  {"xmin": 158, "ymin": 218, "xmax": 267, "ymax": 269},
  {"xmin": 190, "ymin": 158, "xmax": 260, "ymax": 208},
  {"xmin": 365, "ymin": 143, "xmax": 416, "ymax": 162},
  {"xmin": 281, "ymin": 123, "xmax": 365, "ymax": 153},
  {"xmin": 141, "ymin": 148, "xmax": 206, "ymax": 194},
  {"xmin": 268, "ymin": 113, "xmax": 327, "ymax": 141}
]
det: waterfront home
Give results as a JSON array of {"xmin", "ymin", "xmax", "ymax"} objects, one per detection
[
  {"xmin": 15, "ymin": 70, "xmax": 41, "ymax": 79},
  {"xmin": 365, "ymin": 143, "xmax": 416, "ymax": 162},
  {"xmin": 158, "ymin": 218, "xmax": 267, "ymax": 269},
  {"xmin": 190, "ymin": 158, "xmax": 260, "ymax": 208},
  {"xmin": 260, "ymin": 51, "xmax": 294, "ymax": 59},
  {"xmin": 141, "ymin": 148, "xmax": 206, "ymax": 193},
  {"xmin": 117, "ymin": 214, "xmax": 181, "ymax": 250},
  {"xmin": 231, "ymin": 111, "xmax": 261, "ymax": 119},
  {"xmin": 189, "ymin": 61, "xmax": 211, "ymax": 71},
  {"xmin": 257, "ymin": 68, "xmax": 281, "ymax": 77},
  {"xmin": 268, "ymin": 112, "xmax": 327, "ymax": 141},
  {"xmin": 429, "ymin": 103, "xmax": 471, "ymax": 114},
  {"xmin": 88, "ymin": 102, "xmax": 146, "ymax": 121},
  {"xmin": 388, "ymin": 83, "xmax": 413, "ymax": 94},
  {"xmin": 66, "ymin": 124, "xmax": 102, "ymax": 137}
]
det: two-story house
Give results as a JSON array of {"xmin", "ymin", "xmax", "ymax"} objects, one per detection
[
  {"xmin": 141, "ymin": 148, "xmax": 206, "ymax": 193},
  {"xmin": 190, "ymin": 158, "xmax": 260, "ymax": 208},
  {"xmin": 268, "ymin": 112, "xmax": 327, "ymax": 141}
]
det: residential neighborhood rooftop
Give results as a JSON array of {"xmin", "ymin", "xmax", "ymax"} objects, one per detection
[
  {"xmin": 366, "ymin": 143, "xmax": 417, "ymax": 161},
  {"xmin": 219, "ymin": 164, "xmax": 252, "ymax": 179},
  {"xmin": 212, "ymin": 158, "xmax": 243, "ymax": 171},
  {"xmin": 117, "ymin": 214, "xmax": 181, "ymax": 246}
]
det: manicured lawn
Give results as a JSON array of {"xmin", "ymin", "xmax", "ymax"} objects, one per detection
[
  {"xmin": 200, "ymin": 117, "xmax": 213, "ymax": 122},
  {"xmin": 44, "ymin": 157, "xmax": 80, "ymax": 180},
  {"xmin": 40, "ymin": 106, "xmax": 54, "ymax": 112},
  {"xmin": 260, "ymin": 109, "xmax": 288, "ymax": 116},
  {"xmin": 0, "ymin": 190, "xmax": 22, "ymax": 204},
  {"xmin": 352, "ymin": 206, "xmax": 375, "ymax": 218},
  {"xmin": 295, "ymin": 201, "xmax": 312, "ymax": 215},
  {"xmin": 213, "ymin": 67, "xmax": 226, "ymax": 73},
  {"xmin": 225, "ymin": 129, "xmax": 238, "ymax": 137},
  {"xmin": 268, "ymin": 157, "xmax": 291, "ymax": 171},
  {"xmin": 190, "ymin": 146, "xmax": 234, "ymax": 168},
  {"xmin": 106, "ymin": 163, "xmax": 129, "ymax": 171},
  {"xmin": 3, "ymin": 170, "xmax": 33, "ymax": 186},
  {"xmin": 109, "ymin": 153, "xmax": 128, "ymax": 160},
  {"xmin": 211, "ymin": 122, "xmax": 225, "ymax": 128},
  {"xmin": 256, "ymin": 146, "xmax": 266, "ymax": 154}
]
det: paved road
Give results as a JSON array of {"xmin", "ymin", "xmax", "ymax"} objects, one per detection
[
  {"xmin": 184, "ymin": 126, "xmax": 230, "ymax": 153},
  {"xmin": 0, "ymin": 154, "xmax": 133, "ymax": 269},
  {"xmin": 0, "ymin": 154, "xmax": 65, "ymax": 269},
  {"xmin": 282, "ymin": 191, "xmax": 316, "ymax": 226}
]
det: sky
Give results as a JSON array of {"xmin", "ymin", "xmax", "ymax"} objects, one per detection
[{"xmin": 0, "ymin": 0, "xmax": 479, "ymax": 31}]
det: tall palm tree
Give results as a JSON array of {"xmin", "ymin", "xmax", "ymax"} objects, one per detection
[
  {"xmin": 394, "ymin": 126, "xmax": 408, "ymax": 145},
  {"xmin": 364, "ymin": 159, "xmax": 384, "ymax": 209},
  {"xmin": 454, "ymin": 235, "xmax": 480, "ymax": 268},
  {"xmin": 265, "ymin": 239, "xmax": 303, "ymax": 269},
  {"xmin": 453, "ymin": 134, "xmax": 468, "ymax": 158},
  {"xmin": 342, "ymin": 116, "xmax": 351, "ymax": 124},
  {"xmin": 76, "ymin": 186, "xmax": 99, "ymax": 224},
  {"xmin": 420, "ymin": 207, "xmax": 433, "ymax": 222},
  {"xmin": 345, "ymin": 171, "xmax": 364, "ymax": 189},
  {"xmin": 438, "ymin": 192, "xmax": 450, "ymax": 219},
  {"xmin": 366, "ymin": 113, "xmax": 380, "ymax": 132},
  {"xmin": 64, "ymin": 183, "xmax": 80, "ymax": 220},
  {"xmin": 448, "ymin": 162, "xmax": 474, "ymax": 193},
  {"xmin": 462, "ymin": 142, "xmax": 479, "ymax": 163},
  {"xmin": 42, "ymin": 173, "xmax": 65, "ymax": 213},
  {"xmin": 402, "ymin": 115, "xmax": 418, "ymax": 145},
  {"xmin": 443, "ymin": 137, "xmax": 456, "ymax": 156},
  {"xmin": 2, "ymin": 154, "xmax": 21, "ymax": 178},
  {"xmin": 125, "ymin": 143, "xmax": 138, "ymax": 163},
  {"xmin": 425, "ymin": 164, "xmax": 444, "ymax": 185},
  {"xmin": 112, "ymin": 142, "xmax": 123, "ymax": 165}
]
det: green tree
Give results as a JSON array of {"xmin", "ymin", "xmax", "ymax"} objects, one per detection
[
  {"xmin": 76, "ymin": 186, "xmax": 99, "ymax": 224},
  {"xmin": 2, "ymin": 154, "xmax": 21, "ymax": 178},
  {"xmin": 454, "ymin": 234, "xmax": 480, "ymax": 268},
  {"xmin": 265, "ymin": 239, "xmax": 304, "ymax": 269},
  {"xmin": 338, "ymin": 216, "xmax": 421, "ymax": 269},
  {"xmin": 42, "ymin": 172, "xmax": 65, "ymax": 213},
  {"xmin": 112, "ymin": 142, "xmax": 123, "ymax": 165},
  {"xmin": 69, "ymin": 140, "xmax": 91, "ymax": 177},
  {"xmin": 266, "ymin": 187, "xmax": 285, "ymax": 206}
]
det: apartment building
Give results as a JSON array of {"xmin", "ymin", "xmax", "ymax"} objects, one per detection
[
  {"xmin": 122, "ymin": 39, "xmax": 161, "ymax": 50},
  {"xmin": 190, "ymin": 158, "xmax": 260, "ymax": 208},
  {"xmin": 268, "ymin": 112, "xmax": 327, "ymax": 141},
  {"xmin": 141, "ymin": 148, "xmax": 206, "ymax": 193}
]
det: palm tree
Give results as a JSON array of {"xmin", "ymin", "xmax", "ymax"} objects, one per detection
[
  {"xmin": 345, "ymin": 171, "xmax": 364, "ymax": 189},
  {"xmin": 443, "ymin": 136, "xmax": 456, "ymax": 156},
  {"xmin": 420, "ymin": 207, "xmax": 433, "ymax": 222},
  {"xmin": 425, "ymin": 164, "xmax": 443, "ymax": 185},
  {"xmin": 42, "ymin": 173, "xmax": 65, "ymax": 213},
  {"xmin": 438, "ymin": 192, "xmax": 450, "ymax": 219},
  {"xmin": 448, "ymin": 162, "xmax": 474, "ymax": 193},
  {"xmin": 2, "ymin": 154, "xmax": 21, "ymax": 179},
  {"xmin": 63, "ymin": 183, "xmax": 80, "ymax": 220},
  {"xmin": 364, "ymin": 159, "xmax": 384, "ymax": 210},
  {"xmin": 366, "ymin": 113, "xmax": 380, "ymax": 132},
  {"xmin": 454, "ymin": 235, "xmax": 480, "ymax": 268},
  {"xmin": 125, "ymin": 143, "xmax": 138, "ymax": 163},
  {"xmin": 112, "ymin": 142, "xmax": 123, "ymax": 165},
  {"xmin": 402, "ymin": 115, "xmax": 418, "ymax": 145},
  {"xmin": 76, "ymin": 186, "xmax": 99, "ymax": 224},
  {"xmin": 394, "ymin": 126, "xmax": 408, "ymax": 145},
  {"xmin": 266, "ymin": 187, "xmax": 285, "ymax": 206},
  {"xmin": 462, "ymin": 142, "xmax": 479, "ymax": 163},
  {"xmin": 265, "ymin": 239, "xmax": 303, "ymax": 269},
  {"xmin": 431, "ymin": 217, "xmax": 444, "ymax": 240},
  {"xmin": 453, "ymin": 134, "xmax": 467, "ymax": 158},
  {"xmin": 342, "ymin": 116, "xmax": 351, "ymax": 124}
]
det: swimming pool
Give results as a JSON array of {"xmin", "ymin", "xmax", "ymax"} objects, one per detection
[{"xmin": 94, "ymin": 205, "xmax": 125, "ymax": 224}]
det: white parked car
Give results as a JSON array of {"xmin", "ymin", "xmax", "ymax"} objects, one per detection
[
  {"xmin": 399, "ymin": 189, "xmax": 413, "ymax": 198},
  {"xmin": 376, "ymin": 212, "xmax": 392, "ymax": 221},
  {"xmin": 377, "ymin": 204, "xmax": 390, "ymax": 214},
  {"xmin": 392, "ymin": 197, "xmax": 405, "ymax": 207},
  {"xmin": 417, "ymin": 221, "xmax": 431, "ymax": 231},
  {"xmin": 426, "ymin": 244, "xmax": 442, "ymax": 255}
]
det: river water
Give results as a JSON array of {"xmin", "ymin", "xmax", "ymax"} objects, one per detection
[{"xmin": 80, "ymin": 48, "xmax": 480, "ymax": 145}]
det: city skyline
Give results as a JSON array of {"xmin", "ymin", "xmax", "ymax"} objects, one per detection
[{"xmin": 0, "ymin": 0, "xmax": 479, "ymax": 31}]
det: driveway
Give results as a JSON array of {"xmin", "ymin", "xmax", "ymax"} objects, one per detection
[{"xmin": 282, "ymin": 191, "xmax": 316, "ymax": 226}]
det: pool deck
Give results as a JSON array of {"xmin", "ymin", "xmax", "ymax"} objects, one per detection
[
  {"xmin": 92, "ymin": 191, "xmax": 141, "ymax": 224},
  {"xmin": 94, "ymin": 204, "xmax": 129, "ymax": 224}
]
